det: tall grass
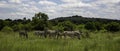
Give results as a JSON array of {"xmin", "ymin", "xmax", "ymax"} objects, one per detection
[{"xmin": 0, "ymin": 31, "xmax": 120, "ymax": 51}]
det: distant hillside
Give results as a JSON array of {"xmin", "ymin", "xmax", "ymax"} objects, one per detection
[{"xmin": 50, "ymin": 15, "xmax": 120, "ymax": 24}]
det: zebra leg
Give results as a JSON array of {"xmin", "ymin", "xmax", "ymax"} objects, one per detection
[
  {"xmin": 26, "ymin": 34, "xmax": 28, "ymax": 38},
  {"xmin": 77, "ymin": 34, "xmax": 80, "ymax": 40},
  {"xmin": 64, "ymin": 34, "xmax": 66, "ymax": 39},
  {"xmin": 57, "ymin": 34, "xmax": 59, "ymax": 39}
]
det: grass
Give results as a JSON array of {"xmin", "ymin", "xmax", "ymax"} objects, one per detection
[{"xmin": 0, "ymin": 31, "xmax": 120, "ymax": 51}]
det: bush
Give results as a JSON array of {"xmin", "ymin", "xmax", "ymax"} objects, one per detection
[
  {"xmin": 94, "ymin": 22, "xmax": 103, "ymax": 31},
  {"xmin": 85, "ymin": 22, "xmax": 96, "ymax": 31},
  {"xmin": 105, "ymin": 22, "xmax": 120, "ymax": 32},
  {"xmin": 1, "ymin": 26, "xmax": 13, "ymax": 32},
  {"xmin": 76, "ymin": 24, "xmax": 85, "ymax": 31},
  {"xmin": 12, "ymin": 25, "xmax": 19, "ymax": 31},
  {"xmin": 62, "ymin": 21, "xmax": 76, "ymax": 31},
  {"xmin": 23, "ymin": 23, "xmax": 33, "ymax": 31},
  {"xmin": 12, "ymin": 23, "xmax": 33, "ymax": 31},
  {"xmin": 0, "ymin": 19, "xmax": 4, "ymax": 30},
  {"xmin": 12, "ymin": 23, "xmax": 24, "ymax": 31}
]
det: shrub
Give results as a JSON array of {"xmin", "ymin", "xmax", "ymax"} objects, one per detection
[
  {"xmin": 63, "ymin": 21, "xmax": 76, "ymax": 31},
  {"xmin": 1, "ymin": 26, "xmax": 13, "ymax": 32},
  {"xmin": 76, "ymin": 24, "xmax": 85, "ymax": 31},
  {"xmin": 94, "ymin": 22, "xmax": 103, "ymax": 31},
  {"xmin": 85, "ymin": 22, "xmax": 96, "ymax": 31},
  {"xmin": 105, "ymin": 22, "xmax": 120, "ymax": 32},
  {"xmin": 12, "ymin": 23, "xmax": 24, "ymax": 31},
  {"xmin": 23, "ymin": 23, "xmax": 33, "ymax": 31},
  {"xmin": 12, "ymin": 25, "xmax": 19, "ymax": 31}
]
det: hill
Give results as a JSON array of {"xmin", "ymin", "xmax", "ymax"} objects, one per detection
[{"xmin": 50, "ymin": 15, "xmax": 120, "ymax": 24}]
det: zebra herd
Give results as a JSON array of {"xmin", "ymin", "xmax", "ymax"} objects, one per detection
[{"xmin": 19, "ymin": 30, "xmax": 89, "ymax": 40}]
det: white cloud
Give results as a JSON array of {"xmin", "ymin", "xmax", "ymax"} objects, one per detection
[
  {"xmin": 0, "ymin": 2, "xmax": 29, "ymax": 9},
  {"xmin": 0, "ymin": 0, "xmax": 40, "ymax": 19},
  {"xmin": 98, "ymin": 0, "xmax": 120, "ymax": 4},
  {"xmin": 28, "ymin": 1, "xmax": 36, "ymax": 5},
  {"xmin": 0, "ymin": 1, "xmax": 7, "ymax": 3},
  {"xmin": 0, "ymin": 0, "xmax": 120, "ymax": 20},
  {"xmin": 61, "ymin": 0, "xmax": 79, "ymax": 3},
  {"xmin": 60, "ymin": 2, "xmax": 92, "ymax": 8},
  {"xmin": 39, "ymin": 0, "xmax": 57, "ymax": 6},
  {"xmin": 60, "ymin": 0, "xmax": 92, "ymax": 8},
  {"xmin": 87, "ymin": 0, "xmax": 120, "ymax": 19},
  {"xmin": 9, "ymin": 0, "xmax": 22, "ymax": 3},
  {"xmin": 20, "ymin": 6, "xmax": 39, "ymax": 13},
  {"xmin": 0, "ymin": 1, "xmax": 7, "ymax": 7}
]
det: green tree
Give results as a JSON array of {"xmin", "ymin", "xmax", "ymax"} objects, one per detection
[
  {"xmin": 3, "ymin": 19, "xmax": 12, "ymax": 27},
  {"xmin": 63, "ymin": 21, "xmax": 76, "ymax": 31},
  {"xmin": 12, "ymin": 23, "xmax": 25, "ymax": 31},
  {"xmin": 105, "ymin": 22, "xmax": 120, "ymax": 32},
  {"xmin": 94, "ymin": 22, "xmax": 103, "ymax": 31},
  {"xmin": 76, "ymin": 24, "xmax": 85, "ymax": 31},
  {"xmin": 0, "ymin": 19, "xmax": 4, "ymax": 30},
  {"xmin": 1, "ymin": 26, "xmax": 13, "ymax": 32},
  {"xmin": 32, "ymin": 12, "xmax": 49, "ymax": 30},
  {"xmin": 23, "ymin": 23, "xmax": 32, "ymax": 31},
  {"xmin": 34, "ymin": 12, "xmax": 48, "ymax": 21},
  {"xmin": 56, "ymin": 22, "xmax": 64, "ymax": 32},
  {"xmin": 85, "ymin": 22, "xmax": 96, "ymax": 31}
]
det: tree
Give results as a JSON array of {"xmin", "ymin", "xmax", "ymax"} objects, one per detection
[
  {"xmin": 12, "ymin": 23, "xmax": 24, "ymax": 31},
  {"xmin": 1, "ymin": 26, "xmax": 13, "ymax": 33},
  {"xmin": 22, "ymin": 17, "xmax": 27, "ymax": 24},
  {"xmin": 85, "ymin": 22, "xmax": 96, "ymax": 31},
  {"xmin": 23, "ymin": 23, "xmax": 32, "ymax": 31},
  {"xmin": 34, "ymin": 12, "xmax": 48, "ymax": 21},
  {"xmin": 32, "ymin": 12, "xmax": 49, "ymax": 30},
  {"xmin": 0, "ymin": 19, "xmax": 4, "ymax": 30},
  {"xmin": 4, "ymin": 19, "xmax": 13, "ymax": 27},
  {"xmin": 56, "ymin": 22, "xmax": 64, "ymax": 32},
  {"xmin": 76, "ymin": 24, "xmax": 85, "ymax": 31},
  {"xmin": 94, "ymin": 22, "xmax": 103, "ymax": 31},
  {"xmin": 105, "ymin": 22, "xmax": 120, "ymax": 32},
  {"xmin": 62, "ymin": 21, "xmax": 76, "ymax": 31}
]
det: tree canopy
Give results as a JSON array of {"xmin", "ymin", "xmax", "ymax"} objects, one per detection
[{"xmin": 0, "ymin": 12, "xmax": 120, "ymax": 32}]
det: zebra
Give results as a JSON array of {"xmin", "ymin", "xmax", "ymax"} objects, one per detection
[
  {"xmin": 34, "ymin": 31, "xmax": 47, "ymax": 38},
  {"xmin": 45, "ymin": 30, "xmax": 59, "ymax": 39},
  {"xmin": 57, "ymin": 31, "xmax": 81, "ymax": 40},
  {"xmin": 19, "ymin": 30, "xmax": 28, "ymax": 38}
]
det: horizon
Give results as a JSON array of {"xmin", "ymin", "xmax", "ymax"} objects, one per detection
[
  {"xmin": 0, "ymin": 15, "xmax": 120, "ymax": 21},
  {"xmin": 0, "ymin": 0, "xmax": 120, "ymax": 20}
]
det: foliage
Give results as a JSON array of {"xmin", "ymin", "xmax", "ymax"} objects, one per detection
[
  {"xmin": 52, "ymin": 21, "xmax": 76, "ymax": 31},
  {"xmin": 85, "ymin": 22, "xmax": 96, "ymax": 31},
  {"xmin": 62, "ymin": 21, "xmax": 76, "ymax": 31},
  {"xmin": 12, "ymin": 25, "xmax": 19, "ymax": 31},
  {"xmin": 0, "ymin": 12, "xmax": 120, "ymax": 32},
  {"xmin": 1, "ymin": 26, "xmax": 13, "ymax": 32},
  {"xmin": 23, "ymin": 23, "xmax": 33, "ymax": 31},
  {"xmin": 105, "ymin": 22, "xmax": 120, "ymax": 32},
  {"xmin": 76, "ymin": 24, "xmax": 85, "ymax": 31},
  {"xmin": 51, "ymin": 15, "xmax": 120, "ymax": 24},
  {"xmin": 0, "ymin": 19, "xmax": 4, "ymax": 30},
  {"xmin": 12, "ymin": 23, "xmax": 32, "ymax": 31},
  {"xmin": 56, "ymin": 22, "xmax": 64, "ymax": 32},
  {"xmin": 94, "ymin": 22, "xmax": 103, "ymax": 31},
  {"xmin": 32, "ymin": 12, "xmax": 49, "ymax": 30},
  {"xmin": 84, "ymin": 22, "xmax": 104, "ymax": 31}
]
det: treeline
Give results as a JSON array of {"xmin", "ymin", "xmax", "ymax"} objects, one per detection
[
  {"xmin": 50, "ymin": 15, "xmax": 120, "ymax": 25},
  {"xmin": 0, "ymin": 12, "xmax": 120, "ymax": 32},
  {"xmin": 50, "ymin": 15, "xmax": 120, "ymax": 32}
]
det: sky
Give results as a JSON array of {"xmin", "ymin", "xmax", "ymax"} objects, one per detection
[{"xmin": 0, "ymin": 0, "xmax": 120, "ymax": 20}]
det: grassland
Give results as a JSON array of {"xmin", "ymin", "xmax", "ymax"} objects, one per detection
[{"xmin": 0, "ymin": 31, "xmax": 120, "ymax": 51}]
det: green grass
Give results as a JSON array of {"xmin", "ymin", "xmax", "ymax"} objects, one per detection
[{"xmin": 0, "ymin": 31, "xmax": 120, "ymax": 51}]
